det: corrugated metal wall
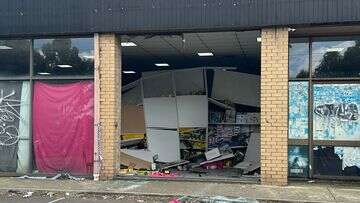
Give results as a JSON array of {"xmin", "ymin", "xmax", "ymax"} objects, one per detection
[{"xmin": 0, "ymin": 0, "xmax": 360, "ymax": 37}]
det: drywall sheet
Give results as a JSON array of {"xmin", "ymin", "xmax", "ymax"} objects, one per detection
[
  {"xmin": 176, "ymin": 95, "xmax": 208, "ymax": 128},
  {"xmin": 235, "ymin": 133, "xmax": 260, "ymax": 170},
  {"xmin": 143, "ymin": 97, "xmax": 178, "ymax": 128},
  {"xmin": 174, "ymin": 69, "xmax": 205, "ymax": 95},
  {"xmin": 313, "ymin": 84, "xmax": 360, "ymax": 140},
  {"xmin": 212, "ymin": 70, "xmax": 260, "ymax": 107},
  {"xmin": 142, "ymin": 71, "xmax": 174, "ymax": 98},
  {"xmin": 120, "ymin": 149, "xmax": 154, "ymax": 169},
  {"xmin": 147, "ymin": 129, "xmax": 180, "ymax": 162},
  {"xmin": 289, "ymin": 82, "xmax": 309, "ymax": 139},
  {"xmin": 121, "ymin": 105, "xmax": 145, "ymax": 134},
  {"xmin": 245, "ymin": 133, "xmax": 260, "ymax": 164}
]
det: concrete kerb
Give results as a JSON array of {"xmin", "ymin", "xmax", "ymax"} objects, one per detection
[
  {"xmin": 1, "ymin": 178, "xmax": 360, "ymax": 203},
  {"xmin": 0, "ymin": 187, "xmax": 332, "ymax": 203}
]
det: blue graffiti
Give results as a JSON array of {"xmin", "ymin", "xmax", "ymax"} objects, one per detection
[
  {"xmin": 289, "ymin": 82, "xmax": 309, "ymax": 139},
  {"xmin": 313, "ymin": 84, "xmax": 360, "ymax": 140}
]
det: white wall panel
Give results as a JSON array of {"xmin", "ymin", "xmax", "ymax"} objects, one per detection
[
  {"xmin": 147, "ymin": 129, "xmax": 180, "ymax": 162},
  {"xmin": 143, "ymin": 97, "xmax": 178, "ymax": 128},
  {"xmin": 176, "ymin": 95, "xmax": 208, "ymax": 128}
]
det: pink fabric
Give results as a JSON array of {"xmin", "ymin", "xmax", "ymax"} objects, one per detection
[{"xmin": 33, "ymin": 81, "xmax": 94, "ymax": 175}]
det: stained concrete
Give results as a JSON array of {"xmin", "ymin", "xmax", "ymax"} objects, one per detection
[{"xmin": 0, "ymin": 177, "xmax": 360, "ymax": 202}]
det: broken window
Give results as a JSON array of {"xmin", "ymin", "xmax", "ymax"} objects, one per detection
[
  {"xmin": 120, "ymin": 31, "xmax": 261, "ymax": 180},
  {"xmin": 289, "ymin": 36, "xmax": 360, "ymax": 179}
]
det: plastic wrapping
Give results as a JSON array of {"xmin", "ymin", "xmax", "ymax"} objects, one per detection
[{"xmin": 33, "ymin": 81, "xmax": 94, "ymax": 175}]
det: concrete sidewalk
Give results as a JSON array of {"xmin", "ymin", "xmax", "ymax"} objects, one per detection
[{"xmin": 0, "ymin": 177, "xmax": 360, "ymax": 202}]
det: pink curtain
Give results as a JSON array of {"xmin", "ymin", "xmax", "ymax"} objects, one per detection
[{"xmin": 33, "ymin": 81, "xmax": 94, "ymax": 175}]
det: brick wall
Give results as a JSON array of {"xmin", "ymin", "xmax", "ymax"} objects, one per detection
[
  {"xmin": 97, "ymin": 33, "xmax": 121, "ymax": 180},
  {"xmin": 260, "ymin": 28, "xmax": 289, "ymax": 186}
]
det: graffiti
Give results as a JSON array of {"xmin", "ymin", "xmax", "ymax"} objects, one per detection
[
  {"xmin": 288, "ymin": 82, "xmax": 309, "ymax": 139},
  {"xmin": 313, "ymin": 84, "xmax": 360, "ymax": 140},
  {"xmin": 208, "ymin": 125, "xmax": 252, "ymax": 151},
  {"xmin": 314, "ymin": 103, "xmax": 359, "ymax": 121},
  {"xmin": 179, "ymin": 128, "xmax": 206, "ymax": 150},
  {"xmin": 0, "ymin": 89, "xmax": 21, "ymax": 146},
  {"xmin": 334, "ymin": 147, "xmax": 360, "ymax": 170}
]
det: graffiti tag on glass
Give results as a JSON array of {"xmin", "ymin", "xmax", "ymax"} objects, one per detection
[
  {"xmin": 0, "ymin": 89, "xmax": 21, "ymax": 146},
  {"xmin": 314, "ymin": 103, "xmax": 359, "ymax": 121}
]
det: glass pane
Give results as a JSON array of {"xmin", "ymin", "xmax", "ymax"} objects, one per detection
[
  {"xmin": 289, "ymin": 82, "xmax": 309, "ymax": 139},
  {"xmin": 34, "ymin": 38, "xmax": 94, "ymax": 76},
  {"xmin": 32, "ymin": 81, "xmax": 94, "ymax": 175},
  {"xmin": 288, "ymin": 145, "xmax": 309, "ymax": 177},
  {"xmin": 289, "ymin": 38, "xmax": 309, "ymax": 78},
  {"xmin": 0, "ymin": 40, "xmax": 30, "ymax": 76},
  {"xmin": 0, "ymin": 81, "xmax": 31, "ymax": 172},
  {"xmin": 314, "ymin": 146, "xmax": 360, "ymax": 176},
  {"xmin": 313, "ymin": 84, "xmax": 360, "ymax": 140},
  {"xmin": 312, "ymin": 37, "xmax": 360, "ymax": 78}
]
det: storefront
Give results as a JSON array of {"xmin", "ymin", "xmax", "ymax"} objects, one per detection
[
  {"xmin": 0, "ymin": 37, "xmax": 94, "ymax": 176},
  {"xmin": 289, "ymin": 36, "xmax": 360, "ymax": 179},
  {"xmin": 119, "ymin": 31, "xmax": 261, "ymax": 180},
  {"xmin": 1, "ymin": 0, "xmax": 360, "ymax": 186}
]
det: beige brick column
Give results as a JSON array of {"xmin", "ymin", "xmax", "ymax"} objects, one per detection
[
  {"xmin": 96, "ymin": 33, "xmax": 121, "ymax": 180},
  {"xmin": 260, "ymin": 28, "xmax": 289, "ymax": 186}
]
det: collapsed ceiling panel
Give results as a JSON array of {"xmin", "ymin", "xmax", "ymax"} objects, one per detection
[
  {"xmin": 212, "ymin": 70, "xmax": 260, "ymax": 107},
  {"xmin": 146, "ymin": 129, "xmax": 180, "ymax": 163}
]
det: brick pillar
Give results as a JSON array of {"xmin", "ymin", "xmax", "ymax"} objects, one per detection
[
  {"xmin": 260, "ymin": 28, "xmax": 289, "ymax": 186},
  {"xmin": 96, "ymin": 33, "xmax": 121, "ymax": 180}
]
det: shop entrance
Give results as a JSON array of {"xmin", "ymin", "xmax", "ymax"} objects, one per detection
[{"xmin": 119, "ymin": 31, "xmax": 261, "ymax": 180}]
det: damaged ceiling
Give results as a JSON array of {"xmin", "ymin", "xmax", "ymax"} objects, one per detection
[{"xmin": 121, "ymin": 31, "xmax": 260, "ymax": 84}]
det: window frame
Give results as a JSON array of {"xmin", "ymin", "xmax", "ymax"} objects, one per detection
[
  {"xmin": 32, "ymin": 37, "xmax": 94, "ymax": 78},
  {"xmin": 289, "ymin": 36, "xmax": 360, "ymax": 180},
  {"xmin": 0, "ymin": 36, "xmax": 94, "ymax": 177}
]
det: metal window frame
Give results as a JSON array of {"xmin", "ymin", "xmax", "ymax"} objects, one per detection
[
  {"xmin": 0, "ymin": 36, "xmax": 94, "ymax": 176},
  {"xmin": 288, "ymin": 36, "xmax": 360, "ymax": 180}
]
